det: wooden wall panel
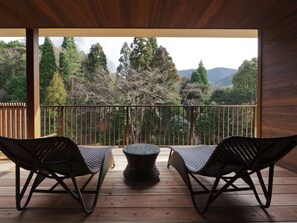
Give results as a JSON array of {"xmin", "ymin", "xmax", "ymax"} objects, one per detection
[{"xmin": 261, "ymin": 11, "xmax": 297, "ymax": 172}]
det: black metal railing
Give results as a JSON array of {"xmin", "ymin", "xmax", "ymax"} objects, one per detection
[{"xmin": 40, "ymin": 105, "xmax": 257, "ymax": 146}]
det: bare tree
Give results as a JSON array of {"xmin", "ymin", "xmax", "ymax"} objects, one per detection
[
  {"xmin": 116, "ymin": 68, "xmax": 180, "ymax": 143},
  {"xmin": 71, "ymin": 69, "xmax": 116, "ymax": 105},
  {"xmin": 180, "ymin": 82, "xmax": 205, "ymax": 105},
  {"xmin": 116, "ymin": 68, "xmax": 180, "ymax": 105}
]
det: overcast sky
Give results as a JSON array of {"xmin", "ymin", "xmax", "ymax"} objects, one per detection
[{"xmin": 1, "ymin": 37, "xmax": 258, "ymax": 72}]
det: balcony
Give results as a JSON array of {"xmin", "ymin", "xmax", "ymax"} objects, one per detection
[
  {"xmin": 1, "ymin": 103, "xmax": 296, "ymax": 223},
  {"xmin": 4, "ymin": 104, "xmax": 297, "ymax": 222}
]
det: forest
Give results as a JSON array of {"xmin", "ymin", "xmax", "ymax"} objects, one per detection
[
  {"xmin": 0, "ymin": 37, "xmax": 257, "ymax": 145},
  {"xmin": 0, "ymin": 37, "xmax": 257, "ymax": 106}
]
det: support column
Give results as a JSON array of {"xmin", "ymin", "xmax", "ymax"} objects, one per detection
[
  {"xmin": 26, "ymin": 28, "xmax": 40, "ymax": 138},
  {"xmin": 257, "ymin": 29, "xmax": 262, "ymax": 137}
]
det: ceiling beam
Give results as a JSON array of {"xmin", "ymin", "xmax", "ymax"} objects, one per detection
[{"xmin": 0, "ymin": 28, "xmax": 257, "ymax": 37}]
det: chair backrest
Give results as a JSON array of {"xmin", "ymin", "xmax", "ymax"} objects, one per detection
[
  {"xmin": 0, "ymin": 136, "xmax": 91, "ymax": 176},
  {"xmin": 202, "ymin": 135, "xmax": 297, "ymax": 175},
  {"xmin": 217, "ymin": 135, "xmax": 297, "ymax": 168}
]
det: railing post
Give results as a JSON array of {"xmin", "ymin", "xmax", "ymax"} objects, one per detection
[
  {"xmin": 60, "ymin": 106, "xmax": 65, "ymax": 136},
  {"xmin": 125, "ymin": 106, "xmax": 129, "ymax": 145},
  {"xmin": 189, "ymin": 107, "xmax": 194, "ymax": 145},
  {"xmin": 254, "ymin": 106, "xmax": 257, "ymax": 137}
]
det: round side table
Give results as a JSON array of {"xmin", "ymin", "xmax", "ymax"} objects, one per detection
[{"xmin": 123, "ymin": 143, "xmax": 160, "ymax": 183}]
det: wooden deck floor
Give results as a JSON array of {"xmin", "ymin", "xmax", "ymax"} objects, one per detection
[{"xmin": 1, "ymin": 148, "xmax": 297, "ymax": 222}]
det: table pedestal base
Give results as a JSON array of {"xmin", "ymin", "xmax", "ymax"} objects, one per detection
[{"xmin": 123, "ymin": 153, "xmax": 160, "ymax": 183}]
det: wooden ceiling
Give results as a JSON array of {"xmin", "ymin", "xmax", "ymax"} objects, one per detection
[{"xmin": 0, "ymin": 0, "xmax": 296, "ymax": 29}]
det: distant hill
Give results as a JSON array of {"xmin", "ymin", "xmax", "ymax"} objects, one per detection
[
  {"xmin": 178, "ymin": 69, "xmax": 195, "ymax": 79},
  {"xmin": 178, "ymin": 67, "xmax": 237, "ymax": 88},
  {"xmin": 207, "ymin": 67, "xmax": 237, "ymax": 84},
  {"xmin": 213, "ymin": 75, "xmax": 233, "ymax": 88}
]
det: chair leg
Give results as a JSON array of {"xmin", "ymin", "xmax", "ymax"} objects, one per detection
[
  {"xmin": 48, "ymin": 150, "xmax": 115, "ymax": 214},
  {"xmin": 14, "ymin": 151, "xmax": 115, "ymax": 214},
  {"xmin": 15, "ymin": 165, "xmax": 34, "ymax": 210},
  {"xmin": 15, "ymin": 165, "xmax": 47, "ymax": 211},
  {"xmin": 168, "ymin": 152, "xmax": 257, "ymax": 213},
  {"xmin": 238, "ymin": 165, "xmax": 274, "ymax": 208},
  {"xmin": 80, "ymin": 150, "xmax": 115, "ymax": 214},
  {"xmin": 168, "ymin": 151, "xmax": 221, "ymax": 213},
  {"xmin": 167, "ymin": 149, "xmax": 173, "ymax": 168},
  {"xmin": 254, "ymin": 165, "xmax": 274, "ymax": 208}
]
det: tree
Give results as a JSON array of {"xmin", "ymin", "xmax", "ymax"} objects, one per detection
[
  {"xmin": 150, "ymin": 45, "xmax": 180, "ymax": 103},
  {"xmin": 190, "ymin": 70, "xmax": 201, "ymax": 83},
  {"xmin": 209, "ymin": 58, "xmax": 257, "ymax": 105},
  {"xmin": 209, "ymin": 88, "xmax": 238, "ymax": 105},
  {"xmin": 197, "ymin": 61, "xmax": 209, "ymax": 86},
  {"xmin": 0, "ymin": 40, "xmax": 26, "ymax": 102},
  {"xmin": 83, "ymin": 43, "xmax": 108, "ymax": 75},
  {"xmin": 182, "ymin": 60, "xmax": 209, "ymax": 105},
  {"xmin": 180, "ymin": 81, "xmax": 205, "ymax": 105},
  {"xmin": 116, "ymin": 68, "xmax": 181, "ymax": 142},
  {"xmin": 191, "ymin": 60, "xmax": 209, "ymax": 86},
  {"xmin": 151, "ymin": 46, "xmax": 177, "ymax": 74},
  {"xmin": 116, "ymin": 68, "xmax": 180, "ymax": 105},
  {"xmin": 130, "ymin": 37, "xmax": 153, "ymax": 70},
  {"xmin": 148, "ymin": 37, "xmax": 158, "ymax": 55},
  {"xmin": 59, "ymin": 37, "xmax": 81, "ymax": 91},
  {"xmin": 232, "ymin": 57, "xmax": 257, "ymax": 104},
  {"xmin": 44, "ymin": 73, "xmax": 67, "ymax": 105},
  {"xmin": 117, "ymin": 42, "xmax": 131, "ymax": 73},
  {"xmin": 40, "ymin": 37, "xmax": 57, "ymax": 104},
  {"xmin": 71, "ymin": 69, "xmax": 115, "ymax": 105}
]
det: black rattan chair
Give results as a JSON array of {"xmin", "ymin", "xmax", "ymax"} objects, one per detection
[
  {"xmin": 167, "ymin": 135, "xmax": 297, "ymax": 213},
  {"xmin": 0, "ymin": 136, "xmax": 115, "ymax": 214}
]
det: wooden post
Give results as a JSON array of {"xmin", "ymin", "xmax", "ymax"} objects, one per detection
[
  {"xmin": 189, "ymin": 107, "xmax": 194, "ymax": 145},
  {"xmin": 125, "ymin": 106, "xmax": 129, "ymax": 145},
  {"xmin": 256, "ymin": 29, "xmax": 262, "ymax": 138},
  {"xmin": 26, "ymin": 28, "xmax": 40, "ymax": 138}
]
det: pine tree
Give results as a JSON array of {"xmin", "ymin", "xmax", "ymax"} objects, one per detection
[
  {"xmin": 59, "ymin": 37, "xmax": 81, "ymax": 91},
  {"xmin": 197, "ymin": 61, "xmax": 208, "ymax": 86},
  {"xmin": 190, "ymin": 60, "xmax": 209, "ymax": 89},
  {"xmin": 83, "ymin": 43, "xmax": 108, "ymax": 75},
  {"xmin": 190, "ymin": 70, "xmax": 201, "ymax": 83},
  {"xmin": 44, "ymin": 73, "xmax": 67, "ymax": 105},
  {"xmin": 130, "ymin": 37, "xmax": 153, "ymax": 70},
  {"xmin": 183, "ymin": 60, "xmax": 209, "ymax": 105},
  {"xmin": 117, "ymin": 42, "xmax": 131, "ymax": 73},
  {"xmin": 148, "ymin": 37, "xmax": 158, "ymax": 55},
  {"xmin": 40, "ymin": 37, "xmax": 57, "ymax": 104},
  {"xmin": 150, "ymin": 46, "xmax": 180, "ymax": 96},
  {"xmin": 151, "ymin": 46, "xmax": 176, "ymax": 73}
]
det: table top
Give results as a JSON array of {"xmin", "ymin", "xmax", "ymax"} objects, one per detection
[{"xmin": 123, "ymin": 143, "xmax": 160, "ymax": 155}]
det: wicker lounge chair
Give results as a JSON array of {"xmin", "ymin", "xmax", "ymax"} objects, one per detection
[
  {"xmin": 167, "ymin": 135, "xmax": 297, "ymax": 213},
  {"xmin": 0, "ymin": 136, "xmax": 115, "ymax": 214}
]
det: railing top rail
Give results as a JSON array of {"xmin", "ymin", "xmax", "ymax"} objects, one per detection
[
  {"xmin": 0, "ymin": 102, "xmax": 26, "ymax": 107},
  {"xmin": 40, "ymin": 104, "xmax": 257, "ymax": 108}
]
